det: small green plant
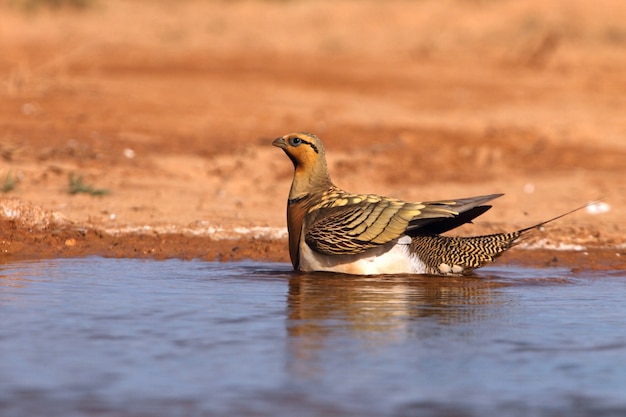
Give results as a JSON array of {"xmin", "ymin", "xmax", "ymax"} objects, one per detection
[
  {"xmin": 1, "ymin": 171, "xmax": 17, "ymax": 193},
  {"xmin": 68, "ymin": 173, "xmax": 108, "ymax": 196}
]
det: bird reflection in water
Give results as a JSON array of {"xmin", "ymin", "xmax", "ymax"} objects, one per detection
[{"xmin": 285, "ymin": 272, "xmax": 509, "ymax": 375}]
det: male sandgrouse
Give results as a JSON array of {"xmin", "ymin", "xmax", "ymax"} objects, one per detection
[{"xmin": 273, "ymin": 132, "xmax": 569, "ymax": 275}]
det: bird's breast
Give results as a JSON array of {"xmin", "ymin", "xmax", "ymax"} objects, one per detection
[{"xmin": 298, "ymin": 238, "xmax": 428, "ymax": 275}]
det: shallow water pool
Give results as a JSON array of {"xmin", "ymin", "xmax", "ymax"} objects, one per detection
[{"xmin": 1, "ymin": 258, "xmax": 625, "ymax": 416}]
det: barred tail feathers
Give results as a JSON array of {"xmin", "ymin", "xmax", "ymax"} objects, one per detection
[
  {"xmin": 410, "ymin": 232, "xmax": 522, "ymax": 275},
  {"xmin": 410, "ymin": 201, "xmax": 595, "ymax": 274}
]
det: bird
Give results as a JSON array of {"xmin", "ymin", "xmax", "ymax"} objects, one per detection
[{"xmin": 273, "ymin": 132, "xmax": 582, "ymax": 275}]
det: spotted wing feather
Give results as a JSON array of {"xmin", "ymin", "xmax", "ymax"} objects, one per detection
[
  {"xmin": 305, "ymin": 192, "xmax": 503, "ymax": 256},
  {"xmin": 305, "ymin": 194, "xmax": 450, "ymax": 255}
]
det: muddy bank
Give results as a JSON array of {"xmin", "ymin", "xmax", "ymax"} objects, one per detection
[{"xmin": 1, "ymin": 217, "xmax": 624, "ymax": 272}]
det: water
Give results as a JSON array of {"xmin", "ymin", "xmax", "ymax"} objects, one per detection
[{"xmin": 1, "ymin": 258, "xmax": 625, "ymax": 417}]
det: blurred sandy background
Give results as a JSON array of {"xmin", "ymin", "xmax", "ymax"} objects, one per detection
[{"xmin": 1, "ymin": 0, "xmax": 624, "ymax": 262}]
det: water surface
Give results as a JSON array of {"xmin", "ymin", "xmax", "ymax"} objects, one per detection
[{"xmin": 1, "ymin": 258, "xmax": 625, "ymax": 416}]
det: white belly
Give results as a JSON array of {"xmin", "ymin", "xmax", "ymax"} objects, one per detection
[{"xmin": 298, "ymin": 238, "xmax": 428, "ymax": 275}]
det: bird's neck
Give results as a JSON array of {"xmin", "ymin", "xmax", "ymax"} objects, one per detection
[{"xmin": 289, "ymin": 161, "xmax": 333, "ymax": 200}]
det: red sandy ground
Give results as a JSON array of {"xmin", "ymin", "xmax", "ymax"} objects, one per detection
[{"xmin": 1, "ymin": 0, "xmax": 625, "ymax": 270}]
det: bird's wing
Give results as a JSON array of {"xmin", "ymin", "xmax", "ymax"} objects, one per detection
[
  {"xmin": 305, "ymin": 193, "xmax": 503, "ymax": 256},
  {"xmin": 407, "ymin": 193, "xmax": 503, "ymax": 233}
]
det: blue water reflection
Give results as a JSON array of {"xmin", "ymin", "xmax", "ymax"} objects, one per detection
[{"xmin": 1, "ymin": 258, "xmax": 625, "ymax": 416}]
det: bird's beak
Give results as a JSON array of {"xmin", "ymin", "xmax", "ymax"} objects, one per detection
[{"xmin": 272, "ymin": 137, "xmax": 287, "ymax": 149}]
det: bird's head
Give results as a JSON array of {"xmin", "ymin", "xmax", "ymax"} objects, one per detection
[
  {"xmin": 272, "ymin": 132, "xmax": 326, "ymax": 170},
  {"xmin": 273, "ymin": 132, "xmax": 332, "ymax": 196}
]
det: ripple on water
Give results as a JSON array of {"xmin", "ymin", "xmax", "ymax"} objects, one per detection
[{"xmin": 1, "ymin": 258, "xmax": 625, "ymax": 417}]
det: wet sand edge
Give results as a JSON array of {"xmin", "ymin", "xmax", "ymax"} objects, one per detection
[{"xmin": 2, "ymin": 219, "xmax": 624, "ymax": 271}]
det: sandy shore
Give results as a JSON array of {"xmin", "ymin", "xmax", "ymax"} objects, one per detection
[{"xmin": 1, "ymin": 0, "xmax": 624, "ymax": 270}]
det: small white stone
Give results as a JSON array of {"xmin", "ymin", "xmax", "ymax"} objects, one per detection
[
  {"xmin": 523, "ymin": 183, "xmax": 535, "ymax": 194},
  {"xmin": 21, "ymin": 102, "xmax": 39, "ymax": 116},
  {"xmin": 123, "ymin": 148, "xmax": 136, "ymax": 159},
  {"xmin": 586, "ymin": 202, "xmax": 610, "ymax": 215}
]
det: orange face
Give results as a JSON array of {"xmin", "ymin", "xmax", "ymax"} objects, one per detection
[{"xmin": 272, "ymin": 132, "xmax": 324, "ymax": 171}]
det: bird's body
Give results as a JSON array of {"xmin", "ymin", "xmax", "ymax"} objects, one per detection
[
  {"xmin": 299, "ymin": 237, "xmax": 425, "ymax": 275},
  {"xmin": 273, "ymin": 132, "xmax": 567, "ymax": 275}
]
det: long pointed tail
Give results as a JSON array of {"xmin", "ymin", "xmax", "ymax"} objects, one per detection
[
  {"xmin": 410, "ymin": 201, "xmax": 596, "ymax": 275},
  {"xmin": 517, "ymin": 200, "xmax": 598, "ymax": 234}
]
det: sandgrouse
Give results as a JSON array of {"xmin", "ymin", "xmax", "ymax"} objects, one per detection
[{"xmin": 273, "ymin": 132, "xmax": 571, "ymax": 275}]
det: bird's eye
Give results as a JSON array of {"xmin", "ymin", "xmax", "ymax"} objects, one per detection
[{"xmin": 289, "ymin": 137, "xmax": 302, "ymax": 146}]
